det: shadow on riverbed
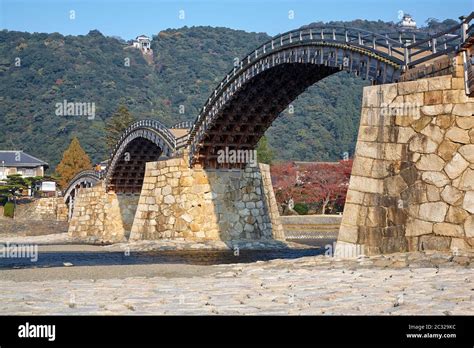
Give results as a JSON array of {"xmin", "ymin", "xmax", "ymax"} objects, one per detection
[{"xmin": 0, "ymin": 239, "xmax": 333, "ymax": 269}]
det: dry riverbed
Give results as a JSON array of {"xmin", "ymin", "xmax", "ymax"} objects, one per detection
[{"xmin": 0, "ymin": 235, "xmax": 472, "ymax": 315}]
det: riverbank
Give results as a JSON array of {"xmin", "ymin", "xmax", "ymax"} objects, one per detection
[
  {"xmin": 0, "ymin": 232, "xmax": 315, "ymax": 250},
  {"xmin": 0, "ymin": 250, "xmax": 472, "ymax": 315}
]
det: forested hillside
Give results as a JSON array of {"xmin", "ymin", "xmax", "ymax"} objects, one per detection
[{"xmin": 0, "ymin": 19, "xmax": 457, "ymax": 171}]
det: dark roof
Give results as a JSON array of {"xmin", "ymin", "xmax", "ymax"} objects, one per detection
[{"xmin": 0, "ymin": 151, "xmax": 48, "ymax": 168}]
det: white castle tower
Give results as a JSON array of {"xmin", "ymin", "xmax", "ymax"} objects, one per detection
[
  {"xmin": 132, "ymin": 35, "xmax": 152, "ymax": 53},
  {"xmin": 398, "ymin": 14, "xmax": 417, "ymax": 29}
]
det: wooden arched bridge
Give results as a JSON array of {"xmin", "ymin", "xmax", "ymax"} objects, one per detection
[{"xmin": 64, "ymin": 13, "xmax": 474, "ymax": 220}]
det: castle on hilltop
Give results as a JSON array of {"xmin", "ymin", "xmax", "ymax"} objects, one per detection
[
  {"xmin": 132, "ymin": 35, "xmax": 152, "ymax": 53},
  {"xmin": 398, "ymin": 13, "xmax": 417, "ymax": 30}
]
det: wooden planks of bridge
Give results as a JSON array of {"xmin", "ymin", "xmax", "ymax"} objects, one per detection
[{"xmin": 169, "ymin": 128, "xmax": 190, "ymax": 138}]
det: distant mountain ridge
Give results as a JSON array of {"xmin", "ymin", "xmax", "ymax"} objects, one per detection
[{"xmin": 0, "ymin": 18, "xmax": 458, "ymax": 171}]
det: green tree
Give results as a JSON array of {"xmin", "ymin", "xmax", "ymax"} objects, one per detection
[
  {"xmin": 256, "ymin": 136, "xmax": 274, "ymax": 164},
  {"xmin": 56, "ymin": 137, "xmax": 92, "ymax": 188},
  {"xmin": 0, "ymin": 174, "xmax": 41, "ymax": 198},
  {"xmin": 106, "ymin": 105, "xmax": 136, "ymax": 151}
]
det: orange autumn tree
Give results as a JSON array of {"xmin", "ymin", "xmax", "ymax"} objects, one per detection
[{"xmin": 56, "ymin": 137, "xmax": 92, "ymax": 188}]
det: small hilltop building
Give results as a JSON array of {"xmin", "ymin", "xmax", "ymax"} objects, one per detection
[
  {"xmin": 398, "ymin": 14, "xmax": 417, "ymax": 30},
  {"xmin": 129, "ymin": 34, "xmax": 154, "ymax": 64},
  {"xmin": 132, "ymin": 35, "xmax": 152, "ymax": 53}
]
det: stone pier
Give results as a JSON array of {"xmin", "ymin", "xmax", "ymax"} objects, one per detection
[
  {"xmin": 68, "ymin": 155, "xmax": 284, "ymax": 243},
  {"xmin": 337, "ymin": 55, "xmax": 474, "ymax": 256},
  {"xmin": 68, "ymin": 184, "xmax": 127, "ymax": 243},
  {"xmin": 130, "ymin": 156, "xmax": 284, "ymax": 241}
]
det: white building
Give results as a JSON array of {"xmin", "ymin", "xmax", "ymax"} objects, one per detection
[
  {"xmin": 398, "ymin": 14, "xmax": 417, "ymax": 29},
  {"xmin": 0, "ymin": 151, "xmax": 48, "ymax": 180},
  {"xmin": 36, "ymin": 181, "xmax": 56, "ymax": 192},
  {"xmin": 132, "ymin": 35, "xmax": 151, "ymax": 52}
]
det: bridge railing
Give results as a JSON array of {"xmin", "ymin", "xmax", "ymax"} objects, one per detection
[
  {"xmin": 189, "ymin": 27, "xmax": 401, "ymax": 126},
  {"xmin": 187, "ymin": 13, "xmax": 474, "ymax": 165},
  {"xmin": 110, "ymin": 119, "xmax": 177, "ymax": 157},
  {"xmin": 405, "ymin": 14, "xmax": 474, "ymax": 66},
  {"xmin": 65, "ymin": 169, "xmax": 101, "ymax": 187},
  {"xmin": 195, "ymin": 25, "xmax": 405, "ymax": 114},
  {"xmin": 186, "ymin": 24, "xmax": 413, "ymax": 159},
  {"xmin": 63, "ymin": 169, "xmax": 101, "ymax": 199},
  {"xmin": 175, "ymin": 134, "xmax": 190, "ymax": 149},
  {"xmin": 171, "ymin": 121, "xmax": 193, "ymax": 129},
  {"xmin": 104, "ymin": 119, "xmax": 179, "ymax": 182}
]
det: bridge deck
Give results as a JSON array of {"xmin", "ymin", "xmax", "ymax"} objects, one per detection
[{"xmin": 170, "ymin": 128, "xmax": 190, "ymax": 138}]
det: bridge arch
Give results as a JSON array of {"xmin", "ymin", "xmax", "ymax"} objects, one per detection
[
  {"xmin": 63, "ymin": 169, "xmax": 101, "ymax": 221},
  {"xmin": 105, "ymin": 119, "xmax": 178, "ymax": 193},
  {"xmin": 65, "ymin": 15, "xmax": 473, "ymax": 247},
  {"xmin": 187, "ymin": 23, "xmax": 465, "ymax": 168}
]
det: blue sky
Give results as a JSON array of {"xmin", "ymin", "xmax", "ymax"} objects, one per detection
[{"xmin": 0, "ymin": 0, "xmax": 472, "ymax": 39}]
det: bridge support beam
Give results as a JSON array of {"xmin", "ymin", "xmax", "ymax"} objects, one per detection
[
  {"xmin": 336, "ymin": 55, "xmax": 474, "ymax": 256},
  {"xmin": 129, "ymin": 154, "xmax": 284, "ymax": 241}
]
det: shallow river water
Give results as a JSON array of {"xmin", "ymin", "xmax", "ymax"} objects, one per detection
[{"xmin": 0, "ymin": 238, "xmax": 334, "ymax": 269}]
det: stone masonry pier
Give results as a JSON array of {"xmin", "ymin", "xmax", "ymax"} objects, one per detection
[
  {"xmin": 68, "ymin": 184, "xmax": 127, "ymax": 243},
  {"xmin": 130, "ymin": 156, "xmax": 284, "ymax": 241},
  {"xmin": 68, "ymin": 155, "xmax": 284, "ymax": 243},
  {"xmin": 337, "ymin": 55, "xmax": 474, "ymax": 256}
]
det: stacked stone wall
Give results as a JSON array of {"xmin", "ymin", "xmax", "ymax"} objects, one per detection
[
  {"xmin": 117, "ymin": 194, "xmax": 140, "ymax": 238},
  {"xmin": 68, "ymin": 184, "xmax": 126, "ymax": 243},
  {"xmin": 130, "ymin": 156, "xmax": 284, "ymax": 241},
  {"xmin": 13, "ymin": 197, "xmax": 68, "ymax": 222},
  {"xmin": 260, "ymin": 163, "xmax": 285, "ymax": 240},
  {"xmin": 56, "ymin": 200, "xmax": 68, "ymax": 221},
  {"xmin": 337, "ymin": 55, "xmax": 474, "ymax": 255}
]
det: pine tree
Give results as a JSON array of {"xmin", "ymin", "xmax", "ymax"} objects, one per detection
[
  {"xmin": 256, "ymin": 136, "xmax": 274, "ymax": 164},
  {"xmin": 106, "ymin": 105, "xmax": 135, "ymax": 151},
  {"xmin": 56, "ymin": 137, "xmax": 92, "ymax": 188}
]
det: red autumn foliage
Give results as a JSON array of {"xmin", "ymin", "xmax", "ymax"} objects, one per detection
[
  {"xmin": 271, "ymin": 159, "xmax": 353, "ymax": 214},
  {"xmin": 271, "ymin": 162, "xmax": 299, "ymax": 203}
]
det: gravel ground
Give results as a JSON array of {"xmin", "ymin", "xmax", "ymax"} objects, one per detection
[{"xmin": 0, "ymin": 249, "xmax": 472, "ymax": 315}]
